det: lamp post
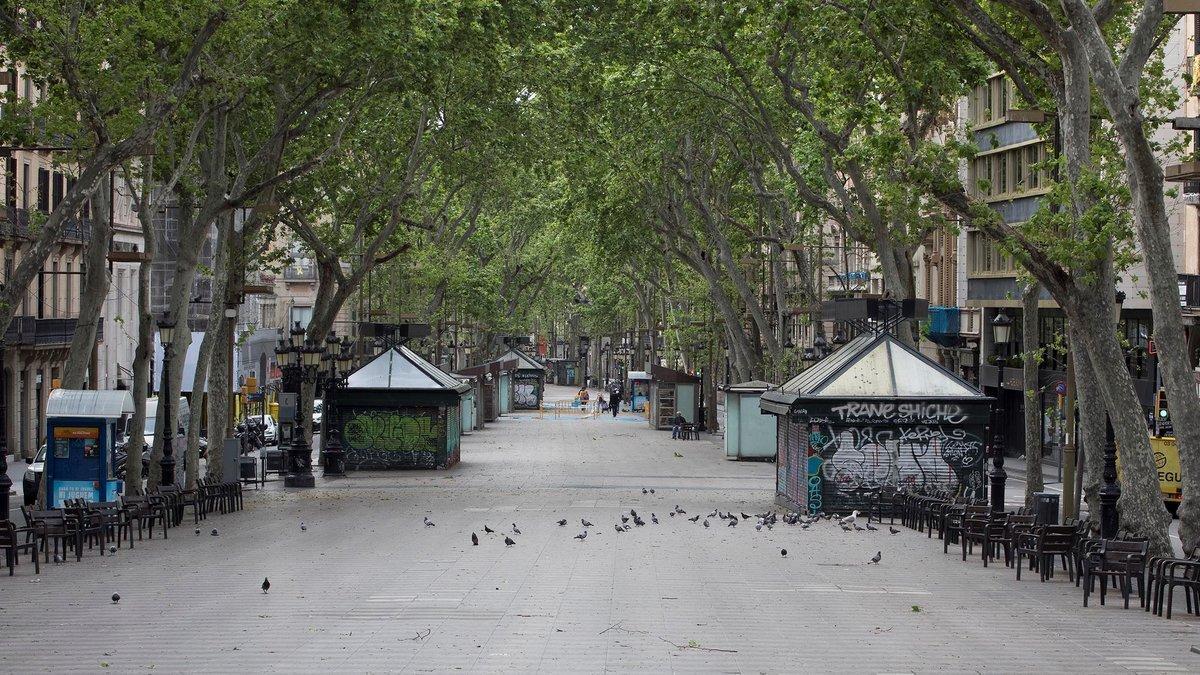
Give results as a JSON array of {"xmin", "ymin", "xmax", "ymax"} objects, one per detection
[
  {"xmin": 320, "ymin": 334, "xmax": 353, "ymax": 477},
  {"xmin": 579, "ymin": 335, "xmax": 590, "ymax": 388},
  {"xmin": 0, "ymin": 284, "xmax": 9, "ymax": 520},
  {"xmin": 157, "ymin": 312, "xmax": 177, "ymax": 487},
  {"xmin": 285, "ymin": 336, "xmax": 322, "ymax": 488},
  {"xmin": 989, "ymin": 309, "xmax": 1014, "ymax": 512},
  {"xmin": 1100, "ymin": 290, "xmax": 1125, "ymax": 537}
]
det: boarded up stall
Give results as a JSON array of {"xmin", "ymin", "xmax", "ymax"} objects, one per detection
[
  {"xmin": 648, "ymin": 364, "xmax": 701, "ymax": 430},
  {"xmin": 491, "ymin": 349, "xmax": 546, "ymax": 410},
  {"xmin": 451, "ymin": 373, "xmax": 478, "ymax": 434},
  {"xmin": 760, "ymin": 331, "xmax": 990, "ymax": 515},
  {"xmin": 457, "ymin": 359, "xmax": 515, "ymax": 421},
  {"xmin": 723, "ymin": 380, "xmax": 777, "ymax": 460},
  {"xmin": 335, "ymin": 346, "xmax": 470, "ymax": 470}
]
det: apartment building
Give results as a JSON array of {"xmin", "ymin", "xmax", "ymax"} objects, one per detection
[{"xmin": 0, "ymin": 66, "xmax": 143, "ymax": 458}]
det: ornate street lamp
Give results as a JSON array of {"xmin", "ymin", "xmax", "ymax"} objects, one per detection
[
  {"xmin": 320, "ymin": 333, "xmax": 353, "ymax": 477},
  {"xmin": 1100, "ymin": 290, "xmax": 1126, "ymax": 537},
  {"xmin": 284, "ymin": 337, "xmax": 322, "ymax": 488},
  {"xmin": 989, "ymin": 309, "xmax": 1014, "ymax": 512},
  {"xmin": 157, "ymin": 312, "xmax": 178, "ymax": 487}
]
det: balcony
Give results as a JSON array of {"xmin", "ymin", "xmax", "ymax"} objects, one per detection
[
  {"xmin": 0, "ymin": 207, "xmax": 92, "ymax": 243},
  {"xmin": 2, "ymin": 316, "xmax": 99, "ymax": 347},
  {"xmin": 282, "ymin": 262, "xmax": 316, "ymax": 282},
  {"xmin": 927, "ymin": 306, "xmax": 961, "ymax": 347}
]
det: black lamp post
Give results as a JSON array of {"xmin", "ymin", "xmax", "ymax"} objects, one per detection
[
  {"xmin": 0, "ymin": 284, "xmax": 9, "ymax": 519},
  {"xmin": 579, "ymin": 335, "xmax": 590, "ymax": 388},
  {"xmin": 989, "ymin": 309, "xmax": 1013, "ymax": 512},
  {"xmin": 1100, "ymin": 291, "xmax": 1125, "ymax": 537},
  {"xmin": 321, "ymin": 334, "xmax": 353, "ymax": 477},
  {"xmin": 157, "ymin": 312, "xmax": 177, "ymax": 487}
]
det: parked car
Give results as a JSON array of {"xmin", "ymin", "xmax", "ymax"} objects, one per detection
[
  {"xmin": 312, "ymin": 399, "xmax": 323, "ymax": 431},
  {"xmin": 22, "ymin": 445, "xmax": 45, "ymax": 506}
]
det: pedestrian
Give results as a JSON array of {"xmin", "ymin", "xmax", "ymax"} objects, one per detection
[
  {"xmin": 578, "ymin": 387, "xmax": 590, "ymax": 406},
  {"xmin": 670, "ymin": 411, "xmax": 686, "ymax": 440},
  {"xmin": 609, "ymin": 386, "xmax": 622, "ymax": 418},
  {"xmin": 597, "ymin": 393, "xmax": 607, "ymax": 413}
]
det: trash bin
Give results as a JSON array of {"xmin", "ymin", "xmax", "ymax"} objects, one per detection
[
  {"xmin": 264, "ymin": 448, "xmax": 284, "ymax": 472},
  {"xmin": 239, "ymin": 456, "xmax": 258, "ymax": 480},
  {"xmin": 1033, "ymin": 492, "xmax": 1060, "ymax": 525}
]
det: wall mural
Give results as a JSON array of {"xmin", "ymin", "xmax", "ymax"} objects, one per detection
[
  {"xmin": 513, "ymin": 374, "xmax": 542, "ymax": 409},
  {"xmin": 340, "ymin": 407, "xmax": 446, "ymax": 469},
  {"xmin": 804, "ymin": 422, "xmax": 985, "ymax": 510}
]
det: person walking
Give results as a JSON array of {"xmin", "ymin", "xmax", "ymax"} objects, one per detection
[{"xmin": 609, "ymin": 385, "xmax": 622, "ymax": 418}]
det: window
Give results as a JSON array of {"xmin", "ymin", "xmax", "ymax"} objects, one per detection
[
  {"xmin": 997, "ymin": 78, "xmax": 1009, "ymax": 117},
  {"xmin": 289, "ymin": 305, "xmax": 313, "ymax": 328},
  {"xmin": 1013, "ymin": 149, "xmax": 1025, "ymax": 190},
  {"xmin": 21, "ymin": 163, "xmax": 29, "ymax": 209},
  {"xmin": 968, "ymin": 231, "xmax": 1016, "ymax": 276},
  {"xmin": 997, "ymin": 153, "xmax": 1008, "ymax": 195},
  {"xmin": 36, "ymin": 168, "xmax": 48, "ymax": 213},
  {"xmin": 50, "ymin": 260, "xmax": 58, "ymax": 317},
  {"xmin": 51, "ymin": 172, "xmax": 64, "ymax": 210},
  {"xmin": 1027, "ymin": 145, "xmax": 1042, "ymax": 189}
]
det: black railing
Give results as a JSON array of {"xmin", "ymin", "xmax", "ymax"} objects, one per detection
[
  {"xmin": 0, "ymin": 316, "xmax": 97, "ymax": 347},
  {"xmin": 0, "ymin": 207, "xmax": 92, "ymax": 242}
]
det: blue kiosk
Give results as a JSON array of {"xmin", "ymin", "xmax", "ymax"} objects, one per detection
[{"xmin": 43, "ymin": 389, "xmax": 132, "ymax": 507}]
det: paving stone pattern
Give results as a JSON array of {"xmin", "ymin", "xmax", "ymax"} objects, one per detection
[{"xmin": 0, "ymin": 385, "xmax": 1196, "ymax": 673}]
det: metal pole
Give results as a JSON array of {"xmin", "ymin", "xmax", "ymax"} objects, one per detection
[
  {"xmin": 1099, "ymin": 414, "xmax": 1120, "ymax": 538},
  {"xmin": 285, "ymin": 353, "xmax": 315, "ymax": 488},
  {"xmin": 989, "ymin": 359, "xmax": 1007, "ymax": 513},
  {"xmin": 159, "ymin": 344, "xmax": 175, "ymax": 487},
  {"xmin": 0, "ymin": 337, "xmax": 10, "ymax": 520}
]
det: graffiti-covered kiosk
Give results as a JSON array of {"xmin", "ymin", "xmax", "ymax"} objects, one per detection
[
  {"xmin": 334, "ymin": 346, "xmax": 471, "ymax": 470},
  {"xmin": 492, "ymin": 348, "xmax": 546, "ymax": 410},
  {"xmin": 761, "ymin": 304, "xmax": 991, "ymax": 515}
]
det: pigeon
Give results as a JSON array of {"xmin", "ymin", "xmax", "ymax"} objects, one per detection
[
  {"xmin": 504, "ymin": 536, "xmax": 516, "ymax": 546},
  {"xmin": 673, "ymin": 452, "xmax": 683, "ymax": 458},
  {"xmin": 194, "ymin": 528, "xmax": 200, "ymax": 536},
  {"xmin": 649, "ymin": 489, "xmax": 655, "ymax": 494},
  {"xmin": 840, "ymin": 511, "xmax": 860, "ymax": 526},
  {"xmin": 865, "ymin": 522, "xmax": 878, "ymax": 531},
  {"xmin": 755, "ymin": 523, "xmax": 763, "ymax": 531},
  {"xmin": 727, "ymin": 518, "xmax": 737, "ymax": 527},
  {"xmin": 471, "ymin": 533, "xmax": 479, "ymax": 546},
  {"xmin": 111, "ymin": 593, "xmax": 120, "ymax": 604},
  {"xmin": 889, "ymin": 527, "xmax": 901, "ymax": 535},
  {"xmin": 582, "ymin": 519, "xmax": 594, "ymax": 527},
  {"xmin": 643, "ymin": 488, "xmax": 648, "ymax": 494},
  {"xmin": 651, "ymin": 514, "xmax": 659, "ymax": 524},
  {"xmin": 108, "ymin": 545, "xmax": 117, "ymax": 554},
  {"xmin": 557, "ymin": 519, "xmax": 568, "ymax": 526},
  {"xmin": 868, "ymin": 551, "xmax": 882, "ymax": 565},
  {"xmin": 675, "ymin": 506, "xmax": 685, "ymax": 514},
  {"xmin": 300, "ymin": 523, "xmax": 307, "ymax": 531},
  {"xmin": 615, "ymin": 524, "xmax": 624, "ymax": 533},
  {"xmin": 634, "ymin": 517, "xmax": 645, "ymax": 527},
  {"xmin": 53, "ymin": 554, "xmax": 63, "ymax": 564},
  {"xmin": 424, "ymin": 517, "xmax": 435, "ymax": 528},
  {"xmin": 262, "ymin": 578, "xmax": 270, "ymax": 593},
  {"xmin": 689, "ymin": 515, "xmax": 701, "ymax": 522},
  {"xmin": 741, "ymin": 512, "xmax": 751, "ymax": 520},
  {"xmin": 630, "ymin": 509, "xmax": 638, "ymax": 518},
  {"xmin": 574, "ymin": 530, "xmax": 587, "ymax": 541},
  {"xmin": 703, "ymin": 519, "xmax": 710, "ymax": 528},
  {"xmin": 854, "ymin": 524, "xmax": 866, "ymax": 532},
  {"xmin": 841, "ymin": 524, "xmax": 852, "ymax": 532},
  {"xmin": 511, "ymin": 523, "xmax": 520, "ymax": 535},
  {"xmin": 708, "ymin": 510, "xmax": 718, "ymax": 518},
  {"xmin": 484, "ymin": 525, "xmax": 495, "ymax": 534},
  {"xmin": 669, "ymin": 511, "xmax": 676, "ymax": 517},
  {"xmin": 623, "ymin": 524, "xmax": 631, "ymax": 531},
  {"xmin": 781, "ymin": 549, "xmax": 788, "ymax": 557},
  {"xmin": 801, "ymin": 523, "xmax": 810, "ymax": 530},
  {"xmin": 621, "ymin": 515, "xmax": 629, "ymax": 524},
  {"xmin": 211, "ymin": 529, "xmax": 219, "ymax": 536}
]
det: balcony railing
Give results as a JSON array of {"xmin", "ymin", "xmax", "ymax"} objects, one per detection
[
  {"xmin": 0, "ymin": 207, "xmax": 92, "ymax": 243},
  {"xmin": 1, "ymin": 316, "xmax": 98, "ymax": 347},
  {"xmin": 282, "ymin": 263, "xmax": 316, "ymax": 281}
]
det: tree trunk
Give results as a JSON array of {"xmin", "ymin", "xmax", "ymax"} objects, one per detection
[
  {"xmin": 184, "ymin": 214, "xmax": 232, "ymax": 489},
  {"xmin": 61, "ymin": 173, "xmax": 113, "ymax": 389},
  {"xmin": 1071, "ymin": 324, "xmax": 1105, "ymax": 522},
  {"xmin": 1022, "ymin": 281, "xmax": 1043, "ymax": 507},
  {"xmin": 123, "ymin": 175, "xmax": 159, "ymax": 494},
  {"xmin": 206, "ymin": 315, "xmax": 232, "ymax": 482},
  {"xmin": 1071, "ymin": 295, "xmax": 1172, "ymax": 557}
]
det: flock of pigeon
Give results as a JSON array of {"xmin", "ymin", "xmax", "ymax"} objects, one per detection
[{"xmin": 434, "ymin": 494, "xmax": 895, "ymax": 566}]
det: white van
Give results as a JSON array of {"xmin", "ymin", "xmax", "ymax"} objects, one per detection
[{"xmin": 125, "ymin": 396, "xmax": 192, "ymax": 447}]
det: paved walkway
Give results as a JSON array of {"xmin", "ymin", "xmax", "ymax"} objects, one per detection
[{"xmin": 1, "ymin": 385, "xmax": 1197, "ymax": 673}]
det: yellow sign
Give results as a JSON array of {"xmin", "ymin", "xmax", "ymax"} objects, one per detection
[
  {"xmin": 1150, "ymin": 436, "xmax": 1182, "ymax": 505},
  {"xmin": 245, "ymin": 376, "xmax": 258, "ymax": 393}
]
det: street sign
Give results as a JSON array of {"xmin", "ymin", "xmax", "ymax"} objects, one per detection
[
  {"xmin": 1054, "ymin": 382, "xmax": 1067, "ymax": 396},
  {"xmin": 1148, "ymin": 338, "xmax": 1157, "ymax": 355}
]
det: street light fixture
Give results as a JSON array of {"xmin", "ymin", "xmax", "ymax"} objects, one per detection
[
  {"xmin": 157, "ymin": 312, "xmax": 178, "ymax": 487},
  {"xmin": 319, "ymin": 332, "xmax": 353, "ymax": 477},
  {"xmin": 988, "ymin": 309, "xmax": 1013, "ymax": 513},
  {"xmin": 1100, "ymin": 290, "xmax": 1127, "ymax": 536}
]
